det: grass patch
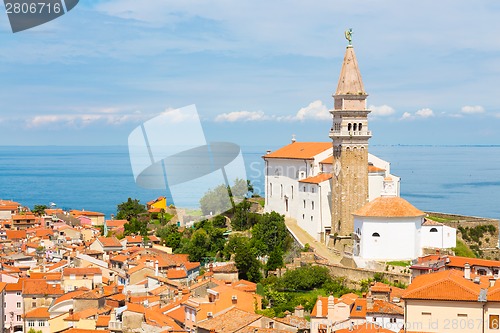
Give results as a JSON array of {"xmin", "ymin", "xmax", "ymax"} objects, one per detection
[
  {"xmin": 185, "ymin": 209, "xmax": 203, "ymax": 217},
  {"xmin": 453, "ymin": 239, "xmax": 476, "ymax": 258},
  {"xmin": 386, "ymin": 260, "xmax": 410, "ymax": 267},
  {"xmin": 426, "ymin": 215, "xmax": 454, "ymax": 223}
]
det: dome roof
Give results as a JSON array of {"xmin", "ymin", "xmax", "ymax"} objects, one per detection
[{"xmin": 353, "ymin": 196, "xmax": 424, "ymax": 217}]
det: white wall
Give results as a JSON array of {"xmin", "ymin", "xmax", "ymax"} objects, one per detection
[
  {"xmin": 421, "ymin": 225, "xmax": 457, "ymax": 249},
  {"xmin": 356, "ymin": 216, "xmax": 423, "ymax": 260}
]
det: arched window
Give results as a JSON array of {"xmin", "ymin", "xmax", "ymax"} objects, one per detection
[
  {"xmin": 353, "ymin": 123, "xmax": 357, "ymax": 131},
  {"xmin": 359, "ymin": 123, "xmax": 362, "ymax": 131},
  {"xmin": 430, "ymin": 228, "xmax": 438, "ymax": 232},
  {"xmin": 348, "ymin": 123, "xmax": 352, "ymax": 131},
  {"xmin": 372, "ymin": 232, "xmax": 380, "ymax": 237}
]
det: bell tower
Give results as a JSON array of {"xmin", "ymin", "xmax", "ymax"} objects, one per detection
[{"xmin": 330, "ymin": 30, "xmax": 372, "ymax": 237}]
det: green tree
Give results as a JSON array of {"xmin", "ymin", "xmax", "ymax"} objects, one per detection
[
  {"xmin": 281, "ymin": 265, "xmax": 331, "ymax": 291},
  {"xmin": 231, "ymin": 199, "xmax": 260, "ymax": 231},
  {"xmin": 187, "ymin": 229, "xmax": 210, "ymax": 262},
  {"xmin": 123, "ymin": 217, "xmax": 147, "ymax": 237},
  {"xmin": 199, "ymin": 184, "xmax": 232, "ymax": 215},
  {"xmin": 32, "ymin": 204, "xmax": 48, "ymax": 216},
  {"xmin": 28, "ymin": 329, "xmax": 43, "ymax": 333},
  {"xmin": 234, "ymin": 237, "xmax": 262, "ymax": 282},
  {"xmin": 230, "ymin": 178, "xmax": 250, "ymax": 199},
  {"xmin": 156, "ymin": 224, "xmax": 182, "ymax": 250},
  {"xmin": 266, "ymin": 247, "xmax": 284, "ymax": 272},
  {"xmin": 116, "ymin": 198, "xmax": 147, "ymax": 221},
  {"xmin": 252, "ymin": 211, "xmax": 290, "ymax": 255}
]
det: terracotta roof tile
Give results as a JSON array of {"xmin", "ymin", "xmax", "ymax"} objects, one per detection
[
  {"xmin": 24, "ymin": 307, "xmax": 50, "ymax": 319},
  {"xmin": 263, "ymin": 142, "xmax": 331, "ymax": 160},
  {"xmin": 196, "ymin": 308, "xmax": 261, "ymax": 333},
  {"xmin": 63, "ymin": 267, "xmax": 102, "ymax": 276},
  {"xmin": 5, "ymin": 230, "xmax": 27, "ymax": 240},
  {"xmin": 97, "ymin": 236, "xmax": 122, "ymax": 248},
  {"xmin": 167, "ymin": 269, "xmax": 187, "ymax": 279},
  {"xmin": 350, "ymin": 298, "xmax": 367, "ymax": 318},
  {"xmin": 447, "ymin": 256, "xmax": 500, "ymax": 269},
  {"xmin": 212, "ymin": 263, "xmax": 238, "ymax": 273},
  {"xmin": 402, "ymin": 270, "xmax": 482, "ymax": 301},
  {"xmin": 369, "ymin": 299, "xmax": 404, "ymax": 315},
  {"xmin": 353, "ymin": 196, "xmax": 425, "ymax": 217},
  {"xmin": 96, "ymin": 315, "xmax": 110, "ymax": 327},
  {"xmin": 299, "ymin": 173, "xmax": 332, "ymax": 184},
  {"xmin": 23, "ymin": 279, "xmax": 64, "ymax": 295}
]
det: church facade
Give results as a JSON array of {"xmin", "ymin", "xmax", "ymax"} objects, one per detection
[{"xmin": 263, "ymin": 36, "xmax": 456, "ymax": 260}]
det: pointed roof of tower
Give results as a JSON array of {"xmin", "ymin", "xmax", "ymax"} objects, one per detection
[{"xmin": 335, "ymin": 46, "xmax": 366, "ymax": 96}]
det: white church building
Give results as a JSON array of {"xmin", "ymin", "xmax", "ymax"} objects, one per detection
[
  {"xmin": 263, "ymin": 140, "xmax": 400, "ymax": 242},
  {"xmin": 352, "ymin": 177, "xmax": 456, "ymax": 261}
]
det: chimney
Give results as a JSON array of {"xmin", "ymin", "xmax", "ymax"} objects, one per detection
[
  {"xmin": 155, "ymin": 260, "xmax": 159, "ymax": 276},
  {"xmin": 464, "ymin": 263, "xmax": 471, "ymax": 280},
  {"xmin": 291, "ymin": 134, "xmax": 296, "ymax": 143},
  {"xmin": 69, "ymin": 309, "xmax": 74, "ymax": 315},
  {"xmin": 294, "ymin": 305, "xmax": 304, "ymax": 318},
  {"xmin": 367, "ymin": 296, "xmax": 374, "ymax": 311},
  {"xmin": 490, "ymin": 278, "xmax": 496, "ymax": 288},
  {"xmin": 266, "ymin": 150, "xmax": 271, "ymax": 155},
  {"xmin": 327, "ymin": 295, "xmax": 334, "ymax": 319},
  {"xmin": 316, "ymin": 299, "xmax": 323, "ymax": 318}
]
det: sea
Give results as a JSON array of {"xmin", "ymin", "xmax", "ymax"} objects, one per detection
[{"xmin": 0, "ymin": 145, "xmax": 499, "ymax": 219}]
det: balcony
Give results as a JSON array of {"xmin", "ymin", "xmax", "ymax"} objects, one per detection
[{"xmin": 329, "ymin": 130, "xmax": 372, "ymax": 137}]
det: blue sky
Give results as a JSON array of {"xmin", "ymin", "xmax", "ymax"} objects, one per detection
[{"xmin": 1, "ymin": 1, "xmax": 500, "ymax": 148}]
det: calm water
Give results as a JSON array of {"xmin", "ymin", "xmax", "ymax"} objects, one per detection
[{"xmin": 0, "ymin": 145, "xmax": 499, "ymax": 219}]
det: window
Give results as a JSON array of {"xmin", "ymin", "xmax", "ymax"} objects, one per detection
[
  {"xmin": 356, "ymin": 305, "xmax": 362, "ymax": 311},
  {"xmin": 310, "ymin": 216, "xmax": 313, "ymax": 221},
  {"xmin": 490, "ymin": 314, "xmax": 499, "ymax": 329},
  {"xmin": 280, "ymin": 185, "xmax": 283, "ymax": 198},
  {"xmin": 17, "ymin": 315, "xmax": 21, "ymax": 321},
  {"xmin": 28, "ymin": 321, "xmax": 35, "ymax": 327},
  {"xmin": 372, "ymin": 232, "xmax": 380, "ymax": 237},
  {"xmin": 291, "ymin": 186, "xmax": 294, "ymax": 199},
  {"xmin": 311, "ymin": 201, "xmax": 315, "ymax": 210},
  {"xmin": 457, "ymin": 314, "xmax": 468, "ymax": 317},
  {"xmin": 16, "ymin": 292, "xmax": 21, "ymax": 296},
  {"xmin": 32, "ymin": 302, "xmax": 36, "ymax": 308},
  {"xmin": 269, "ymin": 183, "xmax": 272, "ymax": 197},
  {"xmin": 430, "ymin": 228, "xmax": 438, "ymax": 232},
  {"xmin": 16, "ymin": 302, "xmax": 21, "ymax": 308},
  {"xmin": 3, "ymin": 302, "xmax": 5, "ymax": 308},
  {"xmin": 303, "ymin": 186, "xmax": 306, "ymax": 192},
  {"xmin": 311, "ymin": 187, "xmax": 315, "ymax": 193},
  {"xmin": 302, "ymin": 214, "xmax": 305, "ymax": 219},
  {"xmin": 38, "ymin": 321, "xmax": 45, "ymax": 327},
  {"xmin": 353, "ymin": 123, "xmax": 357, "ymax": 131},
  {"xmin": 303, "ymin": 200, "xmax": 306, "ymax": 208},
  {"xmin": 348, "ymin": 123, "xmax": 352, "ymax": 131},
  {"xmin": 422, "ymin": 312, "xmax": 431, "ymax": 316},
  {"xmin": 359, "ymin": 123, "xmax": 362, "ymax": 131}
]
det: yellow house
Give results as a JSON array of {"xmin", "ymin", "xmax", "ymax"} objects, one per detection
[{"xmin": 147, "ymin": 196, "xmax": 167, "ymax": 211}]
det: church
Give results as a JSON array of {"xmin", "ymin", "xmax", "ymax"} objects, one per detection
[{"xmin": 263, "ymin": 35, "xmax": 456, "ymax": 261}]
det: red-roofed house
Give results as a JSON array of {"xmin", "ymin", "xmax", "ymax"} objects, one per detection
[
  {"xmin": 62, "ymin": 267, "xmax": 103, "ymax": 292},
  {"xmin": 89, "ymin": 237, "xmax": 123, "ymax": 253}
]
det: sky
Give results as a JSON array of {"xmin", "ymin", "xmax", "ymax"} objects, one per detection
[{"xmin": 1, "ymin": 1, "xmax": 500, "ymax": 148}]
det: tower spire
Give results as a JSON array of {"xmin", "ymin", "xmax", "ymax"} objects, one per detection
[{"xmin": 335, "ymin": 41, "xmax": 366, "ymax": 97}]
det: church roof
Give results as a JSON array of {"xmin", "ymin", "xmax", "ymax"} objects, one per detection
[
  {"xmin": 299, "ymin": 173, "xmax": 332, "ymax": 184},
  {"xmin": 353, "ymin": 196, "xmax": 424, "ymax": 217},
  {"xmin": 263, "ymin": 142, "xmax": 331, "ymax": 160},
  {"xmin": 335, "ymin": 46, "xmax": 366, "ymax": 96}
]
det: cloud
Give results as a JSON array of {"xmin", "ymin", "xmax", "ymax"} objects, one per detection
[
  {"xmin": 215, "ymin": 110, "xmax": 268, "ymax": 122},
  {"xmin": 293, "ymin": 100, "xmax": 330, "ymax": 121},
  {"xmin": 213, "ymin": 100, "xmax": 330, "ymax": 123},
  {"xmin": 369, "ymin": 104, "xmax": 395, "ymax": 117},
  {"xmin": 461, "ymin": 105, "xmax": 485, "ymax": 114},
  {"xmin": 415, "ymin": 108, "xmax": 435, "ymax": 118},
  {"xmin": 400, "ymin": 108, "xmax": 434, "ymax": 121}
]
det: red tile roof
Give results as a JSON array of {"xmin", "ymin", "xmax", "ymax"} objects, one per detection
[
  {"xmin": 263, "ymin": 142, "xmax": 331, "ymax": 160},
  {"xmin": 447, "ymin": 256, "xmax": 500, "ymax": 269},
  {"xmin": 402, "ymin": 270, "xmax": 483, "ymax": 301},
  {"xmin": 24, "ymin": 307, "xmax": 50, "ymax": 319},
  {"xmin": 5, "ymin": 230, "xmax": 27, "ymax": 240},
  {"xmin": 97, "ymin": 236, "xmax": 122, "ymax": 248},
  {"xmin": 353, "ymin": 196, "xmax": 425, "ymax": 217},
  {"xmin": 63, "ymin": 267, "xmax": 102, "ymax": 276},
  {"xmin": 299, "ymin": 173, "xmax": 332, "ymax": 184},
  {"xmin": 167, "ymin": 269, "xmax": 187, "ymax": 279},
  {"xmin": 105, "ymin": 220, "xmax": 127, "ymax": 228},
  {"xmin": 350, "ymin": 298, "xmax": 367, "ymax": 318},
  {"xmin": 23, "ymin": 279, "xmax": 64, "ymax": 296},
  {"xmin": 196, "ymin": 308, "xmax": 262, "ymax": 333}
]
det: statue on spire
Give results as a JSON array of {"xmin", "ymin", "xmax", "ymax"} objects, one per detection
[{"xmin": 345, "ymin": 28, "xmax": 353, "ymax": 46}]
